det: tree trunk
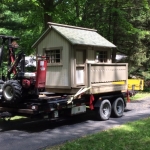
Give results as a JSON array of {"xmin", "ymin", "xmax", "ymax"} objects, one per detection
[
  {"xmin": 74, "ymin": 0, "xmax": 80, "ymax": 18},
  {"xmin": 39, "ymin": 0, "xmax": 63, "ymax": 30},
  {"xmin": 112, "ymin": 0, "xmax": 118, "ymax": 63},
  {"xmin": 44, "ymin": 13, "xmax": 52, "ymax": 29}
]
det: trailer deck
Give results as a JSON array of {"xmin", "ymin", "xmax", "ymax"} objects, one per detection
[{"xmin": 0, "ymin": 93, "xmax": 88, "ymax": 119}]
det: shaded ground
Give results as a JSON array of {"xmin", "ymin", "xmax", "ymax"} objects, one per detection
[{"xmin": 0, "ymin": 98, "xmax": 150, "ymax": 150}]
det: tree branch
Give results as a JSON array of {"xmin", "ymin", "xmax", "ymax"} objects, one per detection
[
  {"xmin": 39, "ymin": 0, "xmax": 45, "ymax": 8},
  {"xmin": 54, "ymin": 0, "xmax": 63, "ymax": 7}
]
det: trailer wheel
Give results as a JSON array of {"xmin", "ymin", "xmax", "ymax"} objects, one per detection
[
  {"xmin": 95, "ymin": 99, "xmax": 111, "ymax": 121},
  {"xmin": 2, "ymin": 80, "xmax": 22, "ymax": 103},
  {"xmin": 111, "ymin": 97, "xmax": 124, "ymax": 117}
]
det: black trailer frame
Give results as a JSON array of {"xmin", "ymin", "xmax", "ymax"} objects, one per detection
[{"xmin": 0, "ymin": 91, "xmax": 126, "ymax": 121}]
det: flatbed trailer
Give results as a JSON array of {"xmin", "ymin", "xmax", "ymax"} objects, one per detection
[
  {"xmin": 1, "ymin": 78, "xmax": 143, "ymax": 121},
  {"xmin": 0, "ymin": 90, "xmax": 126, "ymax": 121}
]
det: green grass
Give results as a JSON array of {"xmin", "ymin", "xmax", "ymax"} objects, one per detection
[
  {"xmin": 10, "ymin": 116, "xmax": 27, "ymax": 120},
  {"xmin": 0, "ymin": 115, "xmax": 27, "ymax": 122},
  {"xmin": 130, "ymin": 92, "xmax": 150, "ymax": 100},
  {"xmin": 46, "ymin": 117, "xmax": 150, "ymax": 150}
]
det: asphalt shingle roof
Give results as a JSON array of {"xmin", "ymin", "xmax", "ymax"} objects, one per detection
[
  {"xmin": 50, "ymin": 23, "xmax": 116, "ymax": 48},
  {"xmin": 32, "ymin": 22, "xmax": 116, "ymax": 48}
]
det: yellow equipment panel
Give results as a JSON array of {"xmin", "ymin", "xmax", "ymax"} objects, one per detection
[
  {"xmin": 113, "ymin": 79, "xmax": 144, "ymax": 91},
  {"xmin": 128, "ymin": 79, "xmax": 144, "ymax": 91}
]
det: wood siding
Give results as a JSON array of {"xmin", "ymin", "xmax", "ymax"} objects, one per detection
[
  {"xmin": 70, "ymin": 45, "xmax": 75, "ymax": 87},
  {"xmin": 86, "ymin": 63, "xmax": 128, "ymax": 94},
  {"xmin": 37, "ymin": 29, "xmax": 70, "ymax": 87},
  {"xmin": 87, "ymin": 63, "xmax": 128, "ymax": 84},
  {"xmin": 90, "ymin": 65, "xmax": 127, "ymax": 83}
]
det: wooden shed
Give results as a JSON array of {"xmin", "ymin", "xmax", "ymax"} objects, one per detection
[{"xmin": 32, "ymin": 22, "xmax": 128, "ymax": 94}]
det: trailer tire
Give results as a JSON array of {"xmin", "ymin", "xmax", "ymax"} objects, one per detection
[
  {"xmin": 95, "ymin": 99, "xmax": 111, "ymax": 121},
  {"xmin": 111, "ymin": 97, "xmax": 124, "ymax": 117},
  {"xmin": 2, "ymin": 80, "xmax": 22, "ymax": 103}
]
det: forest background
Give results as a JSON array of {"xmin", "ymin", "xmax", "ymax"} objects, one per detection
[{"xmin": 1, "ymin": 0, "xmax": 150, "ymax": 85}]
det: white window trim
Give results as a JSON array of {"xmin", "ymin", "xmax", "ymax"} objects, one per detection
[{"xmin": 43, "ymin": 47, "xmax": 63, "ymax": 66}]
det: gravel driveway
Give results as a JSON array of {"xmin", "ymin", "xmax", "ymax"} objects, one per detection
[
  {"xmin": 0, "ymin": 98, "xmax": 150, "ymax": 150},
  {"xmin": 126, "ymin": 97, "xmax": 150, "ymax": 111}
]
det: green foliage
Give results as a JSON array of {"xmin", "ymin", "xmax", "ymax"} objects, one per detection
[
  {"xmin": 0, "ymin": 0, "xmax": 44, "ymax": 54},
  {"xmin": 143, "ymin": 87, "xmax": 150, "ymax": 92},
  {"xmin": 0, "ymin": 0, "xmax": 150, "ymax": 80},
  {"xmin": 0, "ymin": 62, "xmax": 7, "ymax": 78}
]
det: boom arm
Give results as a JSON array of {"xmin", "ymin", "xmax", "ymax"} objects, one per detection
[{"xmin": 0, "ymin": 35, "xmax": 23, "ymax": 79}]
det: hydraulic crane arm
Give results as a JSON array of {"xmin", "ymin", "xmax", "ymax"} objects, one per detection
[{"xmin": 0, "ymin": 35, "xmax": 25, "ymax": 79}]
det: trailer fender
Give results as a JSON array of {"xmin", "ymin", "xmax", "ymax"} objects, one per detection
[
  {"xmin": 94, "ymin": 93, "xmax": 126, "ymax": 108},
  {"xmin": 94, "ymin": 99, "xmax": 103, "ymax": 108}
]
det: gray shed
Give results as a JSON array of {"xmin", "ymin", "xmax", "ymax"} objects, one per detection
[{"xmin": 32, "ymin": 22, "xmax": 128, "ymax": 94}]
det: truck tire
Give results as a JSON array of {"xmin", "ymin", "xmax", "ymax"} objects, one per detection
[
  {"xmin": 111, "ymin": 97, "xmax": 124, "ymax": 117},
  {"xmin": 95, "ymin": 99, "xmax": 111, "ymax": 121},
  {"xmin": 2, "ymin": 80, "xmax": 22, "ymax": 103}
]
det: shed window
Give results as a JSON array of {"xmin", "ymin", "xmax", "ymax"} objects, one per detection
[
  {"xmin": 45, "ymin": 49, "xmax": 61, "ymax": 64},
  {"xmin": 96, "ymin": 51, "xmax": 107, "ymax": 63}
]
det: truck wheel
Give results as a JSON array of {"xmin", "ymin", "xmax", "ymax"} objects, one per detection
[
  {"xmin": 111, "ymin": 97, "xmax": 124, "ymax": 117},
  {"xmin": 95, "ymin": 99, "xmax": 111, "ymax": 121},
  {"xmin": 2, "ymin": 80, "xmax": 22, "ymax": 103}
]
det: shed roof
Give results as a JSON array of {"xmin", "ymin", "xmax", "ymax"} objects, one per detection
[{"xmin": 32, "ymin": 22, "xmax": 116, "ymax": 48}]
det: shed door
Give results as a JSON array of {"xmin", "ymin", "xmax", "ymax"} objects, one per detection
[{"xmin": 76, "ymin": 50, "xmax": 86, "ymax": 85}]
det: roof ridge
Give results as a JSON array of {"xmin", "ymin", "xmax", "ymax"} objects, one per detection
[{"xmin": 48, "ymin": 22, "xmax": 97, "ymax": 32}]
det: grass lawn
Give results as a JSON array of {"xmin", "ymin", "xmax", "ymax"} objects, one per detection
[
  {"xmin": 130, "ymin": 92, "xmax": 150, "ymax": 100},
  {"xmin": 0, "ymin": 115, "xmax": 27, "ymax": 122},
  {"xmin": 47, "ymin": 117, "xmax": 150, "ymax": 150}
]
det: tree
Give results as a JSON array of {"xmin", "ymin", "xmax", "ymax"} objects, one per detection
[
  {"xmin": 0, "ymin": 0, "xmax": 44, "ymax": 54},
  {"xmin": 0, "ymin": 0, "xmax": 150, "ymax": 78},
  {"xmin": 38, "ymin": 0, "xmax": 64, "ymax": 29}
]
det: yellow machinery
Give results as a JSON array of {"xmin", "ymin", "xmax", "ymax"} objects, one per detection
[
  {"xmin": 128, "ymin": 79, "xmax": 144, "ymax": 91},
  {"xmin": 113, "ymin": 79, "xmax": 144, "ymax": 91}
]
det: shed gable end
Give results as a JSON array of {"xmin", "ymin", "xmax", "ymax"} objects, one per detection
[{"xmin": 37, "ymin": 29, "xmax": 71, "ymax": 87}]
